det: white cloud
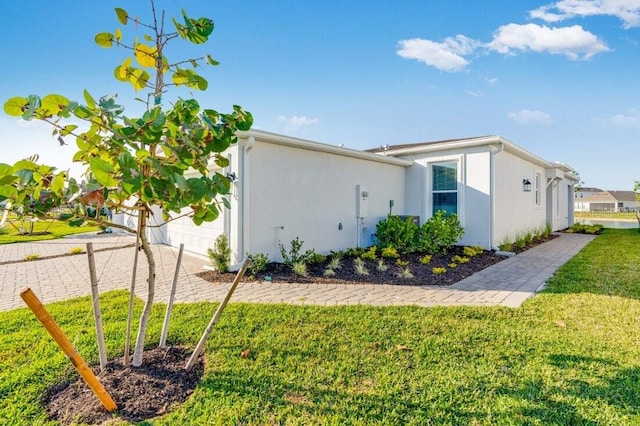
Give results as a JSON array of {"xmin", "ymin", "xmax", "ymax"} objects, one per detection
[
  {"xmin": 485, "ymin": 77, "xmax": 499, "ymax": 85},
  {"xmin": 530, "ymin": 0, "xmax": 640, "ymax": 29},
  {"xmin": 396, "ymin": 35, "xmax": 480, "ymax": 72},
  {"xmin": 276, "ymin": 115, "xmax": 319, "ymax": 132},
  {"xmin": 466, "ymin": 90, "xmax": 483, "ymax": 97},
  {"xmin": 602, "ymin": 108, "xmax": 640, "ymax": 127},
  {"xmin": 507, "ymin": 109, "xmax": 554, "ymax": 125},
  {"xmin": 487, "ymin": 23, "xmax": 609, "ymax": 60}
]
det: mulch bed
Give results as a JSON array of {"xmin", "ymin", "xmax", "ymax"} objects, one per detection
[
  {"xmin": 197, "ymin": 236, "xmax": 556, "ymax": 287},
  {"xmin": 44, "ymin": 346, "xmax": 204, "ymax": 425}
]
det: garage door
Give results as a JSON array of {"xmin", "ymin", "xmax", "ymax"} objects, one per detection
[{"xmin": 165, "ymin": 208, "xmax": 225, "ymax": 255}]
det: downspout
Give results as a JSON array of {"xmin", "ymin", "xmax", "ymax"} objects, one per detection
[
  {"xmin": 489, "ymin": 142, "xmax": 504, "ymax": 250},
  {"xmin": 231, "ymin": 135, "xmax": 255, "ymax": 270}
]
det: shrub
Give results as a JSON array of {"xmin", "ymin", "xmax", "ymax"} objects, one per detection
[
  {"xmin": 208, "ymin": 234, "xmax": 231, "ymax": 272},
  {"xmin": 452, "ymin": 255, "xmax": 469, "ymax": 264},
  {"xmin": 419, "ymin": 254, "xmax": 432, "ymax": 264},
  {"xmin": 360, "ymin": 246, "xmax": 377, "ymax": 260},
  {"xmin": 498, "ymin": 239, "xmax": 513, "ymax": 252},
  {"xmin": 279, "ymin": 237, "xmax": 319, "ymax": 266},
  {"xmin": 323, "ymin": 268, "xmax": 336, "ymax": 277},
  {"xmin": 292, "ymin": 261, "xmax": 308, "ymax": 277},
  {"xmin": 328, "ymin": 254, "xmax": 343, "ymax": 270},
  {"xmin": 416, "ymin": 211, "xmax": 464, "ymax": 254},
  {"xmin": 69, "ymin": 247, "xmax": 84, "ymax": 255},
  {"xmin": 432, "ymin": 267, "xmax": 447, "ymax": 275},
  {"xmin": 396, "ymin": 267, "xmax": 414, "ymax": 279},
  {"xmin": 345, "ymin": 247, "xmax": 365, "ymax": 257},
  {"xmin": 381, "ymin": 246, "xmax": 400, "ymax": 259},
  {"xmin": 463, "ymin": 246, "xmax": 483, "ymax": 257},
  {"xmin": 353, "ymin": 258, "xmax": 369, "ymax": 276},
  {"xmin": 375, "ymin": 215, "xmax": 418, "ymax": 254},
  {"xmin": 448, "ymin": 263, "xmax": 458, "ymax": 268},
  {"xmin": 375, "ymin": 212, "xmax": 464, "ymax": 254},
  {"xmin": 376, "ymin": 259, "xmax": 388, "ymax": 272},
  {"xmin": 246, "ymin": 252, "xmax": 269, "ymax": 278},
  {"xmin": 24, "ymin": 253, "xmax": 40, "ymax": 261},
  {"xmin": 306, "ymin": 250, "xmax": 326, "ymax": 265},
  {"xmin": 396, "ymin": 259, "xmax": 409, "ymax": 267}
]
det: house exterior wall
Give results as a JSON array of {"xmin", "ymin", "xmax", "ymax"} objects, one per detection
[
  {"xmin": 400, "ymin": 146, "xmax": 492, "ymax": 248},
  {"xmin": 493, "ymin": 151, "xmax": 548, "ymax": 246},
  {"xmin": 238, "ymin": 137, "xmax": 407, "ymax": 262}
]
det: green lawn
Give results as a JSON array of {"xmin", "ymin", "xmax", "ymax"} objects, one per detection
[
  {"xmin": 1, "ymin": 229, "xmax": 640, "ymax": 424},
  {"xmin": 0, "ymin": 219, "xmax": 101, "ymax": 244}
]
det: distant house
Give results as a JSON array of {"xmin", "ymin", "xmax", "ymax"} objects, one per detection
[
  {"xmin": 574, "ymin": 186, "xmax": 603, "ymax": 199},
  {"xmin": 136, "ymin": 131, "xmax": 577, "ymax": 268},
  {"xmin": 575, "ymin": 191, "xmax": 638, "ymax": 212}
]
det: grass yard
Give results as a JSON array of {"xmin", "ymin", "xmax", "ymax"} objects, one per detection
[
  {"xmin": 0, "ymin": 219, "xmax": 101, "ymax": 244},
  {"xmin": 1, "ymin": 229, "xmax": 640, "ymax": 424}
]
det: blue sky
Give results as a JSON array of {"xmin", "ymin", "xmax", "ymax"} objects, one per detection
[{"xmin": 1, "ymin": 0, "xmax": 639, "ymax": 190}]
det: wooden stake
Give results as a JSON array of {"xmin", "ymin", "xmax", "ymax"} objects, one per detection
[
  {"xmin": 159, "ymin": 243, "xmax": 184, "ymax": 348},
  {"xmin": 87, "ymin": 243, "xmax": 107, "ymax": 371},
  {"xmin": 20, "ymin": 288, "xmax": 117, "ymax": 412},
  {"xmin": 185, "ymin": 261, "xmax": 248, "ymax": 371},
  {"xmin": 124, "ymin": 212, "xmax": 142, "ymax": 366}
]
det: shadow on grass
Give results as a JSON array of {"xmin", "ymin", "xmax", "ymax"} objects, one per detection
[{"xmin": 489, "ymin": 353, "xmax": 640, "ymax": 424}]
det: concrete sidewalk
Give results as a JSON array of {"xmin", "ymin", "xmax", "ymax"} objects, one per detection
[{"xmin": 0, "ymin": 232, "xmax": 596, "ymax": 312}]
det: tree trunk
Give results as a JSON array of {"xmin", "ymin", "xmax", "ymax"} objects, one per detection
[{"xmin": 132, "ymin": 210, "xmax": 156, "ymax": 367}]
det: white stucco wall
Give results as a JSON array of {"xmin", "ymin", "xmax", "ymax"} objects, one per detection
[
  {"xmin": 239, "ymin": 137, "xmax": 407, "ymax": 261},
  {"xmin": 401, "ymin": 146, "xmax": 492, "ymax": 248},
  {"xmin": 493, "ymin": 151, "xmax": 547, "ymax": 246}
]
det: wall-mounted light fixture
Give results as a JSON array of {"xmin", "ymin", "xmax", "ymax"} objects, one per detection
[
  {"xmin": 523, "ymin": 179, "xmax": 532, "ymax": 192},
  {"xmin": 226, "ymin": 172, "xmax": 238, "ymax": 183}
]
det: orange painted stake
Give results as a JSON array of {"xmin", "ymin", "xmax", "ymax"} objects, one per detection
[{"xmin": 20, "ymin": 288, "xmax": 117, "ymax": 413}]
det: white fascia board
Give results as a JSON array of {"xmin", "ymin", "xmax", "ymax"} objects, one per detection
[{"xmin": 237, "ymin": 129, "xmax": 413, "ymax": 167}]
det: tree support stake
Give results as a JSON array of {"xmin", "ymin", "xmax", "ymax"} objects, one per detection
[{"xmin": 20, "ymin": 287, "xmax": 117, "ymax": 413}]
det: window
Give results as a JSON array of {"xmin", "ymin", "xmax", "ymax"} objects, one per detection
[
  {"xmin": 535, "ymin": 172, "xmax": 542, "ymax": 206},
  {"xmin": 432, "ymin": 162, "xmax": 457, "ymax": 215}
]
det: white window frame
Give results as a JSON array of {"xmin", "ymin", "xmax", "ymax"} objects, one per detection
[
  {"xmin": 426, "ymin": 155, "xmax": 464, "ymax": 224},
  {"xmin": 535, "ymin": 172, "xmax": 542, "ymax": 207}
]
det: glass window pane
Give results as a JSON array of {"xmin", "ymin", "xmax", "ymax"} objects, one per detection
[
  {"xmin": 433, "ymin": 163, "xmax": 457, "ymax": 191},
  {"xmin": 433, "ymin": 193, "xmax": 457, "ymax": 215}
]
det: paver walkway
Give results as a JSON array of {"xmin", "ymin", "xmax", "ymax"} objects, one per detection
[{"xmin": 0, "ymin": 232, "xmax": 596, "ymax": 312}]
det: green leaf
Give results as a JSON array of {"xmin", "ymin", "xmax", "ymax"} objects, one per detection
[
  {"xmin": 73, "ymin": 105, "xmax": 93, "ymax": 119},
  {"xmin": 129, "ymin": 68, "xmax": 150, "ymax": 91},
  {"xmin": 41, "ymin": 94, "xmax": 70, "ymax": 116},
  {"xmin": 0, "ymin": 163, "xmax": 14, "ymax": 176},
  {"xmin": 69, "ymin": 218, "xmax": 85, "ymax": 227},
  {"xmin": 0, "ymin": 175, "xmax": 18, "ymax": 185},
  {"xmin": 95, "ymin": 32, "xmax": 115, "ymax": 48},
  {"xmin": 0, "ymin": 186, "xmax": 18, "ymax": 200},
  {"xmin": 135, "ymin": 149, "xmax": 151, "ymax": 159},
  {"xmin": 89, "ymin": 157, "xmax": 117, "ymax": 187},
  {"xmin": 61, "ymin": 125, "xmax": 78, "ymax": 137},
  {"xmin": 83, "ymin": 90, "xmax": 96, "ymax": 109},
  {"xmin": 50, "ymin": 173, "xmax": 65, "ymax": 193},
  {"xmin": 115, "ymin": 7, "xmax": 128, "ymax": 25},
  {"xmin": 3, "ymin": 97, "xmax": 28, "ymax": 116},
  {"xmin": 214, "ymin": 155, "xmax": 229, "ymax": 168},
  {"xmin": 206, "ymin": 54, "xmax": 220, "ymax": 66}
]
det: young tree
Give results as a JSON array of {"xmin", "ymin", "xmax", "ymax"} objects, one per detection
[{"xmin": 2, "ymin": 2, "xmax": 252, "ymax": 366}]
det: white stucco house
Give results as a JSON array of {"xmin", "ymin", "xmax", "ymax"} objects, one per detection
[{"xmin": 146, "ymin": 130, "xmax": 577, "ymax": 268}]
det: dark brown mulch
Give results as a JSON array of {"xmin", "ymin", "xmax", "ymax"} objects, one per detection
[
  {"xmin": 44, "ymin": 346, "xmax": 204, "ymax": 425},
  {"xmin": 198, "ymin": 236, "xmax": 557, "ymax": 287}
]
